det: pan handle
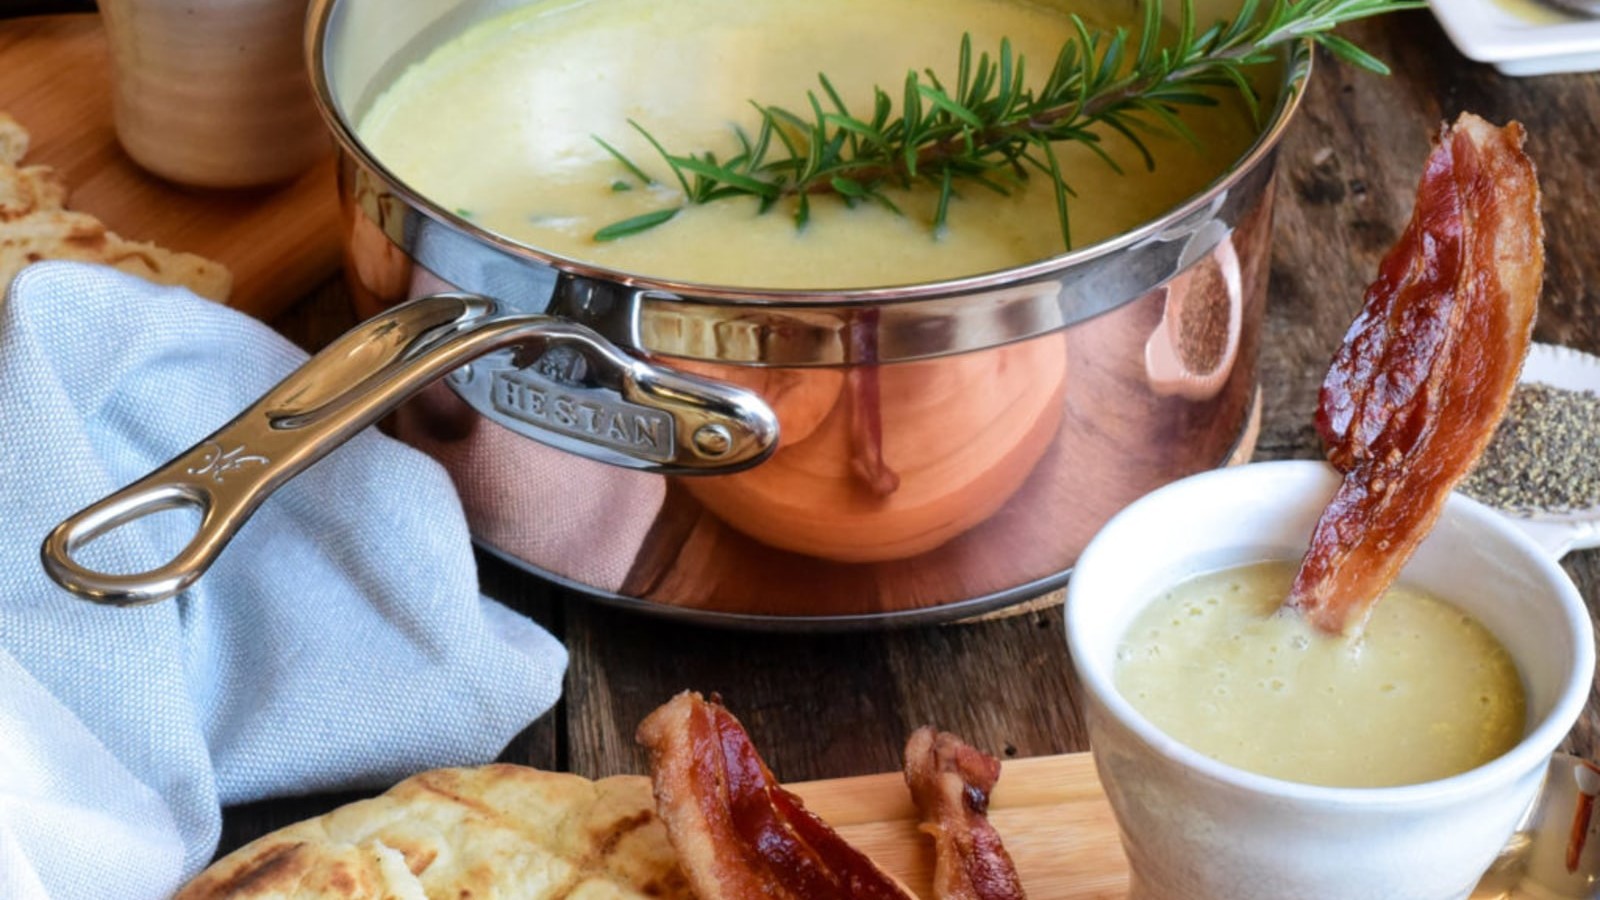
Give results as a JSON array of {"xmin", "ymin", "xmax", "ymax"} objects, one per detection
[{"xmin": 40, "ymin": 293, "xmax": 778, "ymax": 607}]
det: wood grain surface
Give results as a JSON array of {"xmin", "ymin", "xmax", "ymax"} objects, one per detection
[
  {"xmin": 177, "ymin": 8, "xmax": 1600, "ymax": 867},
  {"xmin": 792, "ymin": 753, "xmax": 1127, "ymax": 899},
  {"xmin": 0, "ymin": 14, "xmax": 342, "ymax": 320}
]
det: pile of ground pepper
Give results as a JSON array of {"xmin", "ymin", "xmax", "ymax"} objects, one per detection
[{"xmin": 1461, "ymin": 382, "xmax": 1600, "ymax": 514}]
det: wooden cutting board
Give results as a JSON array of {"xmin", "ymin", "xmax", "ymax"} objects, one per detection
[
  {"xmin": 0, "ymin": 14, "xmax": 342, "ymax": 320},
  {"xmin": 787, "ymin": 752, "xmax": 1129, "ymax": 899}
]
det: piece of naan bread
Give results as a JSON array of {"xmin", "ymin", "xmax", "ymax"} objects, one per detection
[
  {"xmin": 175, "ymin": 765, "xmax": 695, "ymax": 900},
  {"xmin": 0, "ymin": 112, "xmax": 28, "ymax": 166},
  {"xmin": 0, "ymin": 111, "xmax": 231, "ymax": 300}
]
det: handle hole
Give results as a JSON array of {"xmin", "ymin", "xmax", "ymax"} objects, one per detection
[
  {"xmin": 57, "ymin": 485, "xmax": 209, "ymax": 577},
  {"xmin": 70, "ymin": 504, "xmax": 206, "ymax": 576}
]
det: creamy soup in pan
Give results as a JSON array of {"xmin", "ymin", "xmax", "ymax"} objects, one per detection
[
  {"xmin": 1114, "ymin": 561, "xmax": 1526, "ymax": 788},
  {"xmin": 358, "ymin": 0, "xmax": 1260, "ymax": 289}
]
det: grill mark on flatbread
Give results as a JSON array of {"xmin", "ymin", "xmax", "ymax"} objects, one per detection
[
  {"xmin": 594, "ymin": 809, "xmax": 656, "ymax": 858},
  {"xmin": 326, "ymin": 861, "xmax": 360, "ymax": 895},
  {"xmin": 536, "ymin": 808, "xmax": 663, "ymax": 900},
  {"xmin": 403, "ymin": 844, "xmax": 438, "ymax": 876},
  {"xmin": 198, "ymin": 841, "xmax": 309, "ymax": 897},
  {"xmin": 409, "ymin": 779, "xmax": 508, "ymax": 824},
  {"xmin": 65, "ymin": 231, "xmax": 108, "ymax": 250}
]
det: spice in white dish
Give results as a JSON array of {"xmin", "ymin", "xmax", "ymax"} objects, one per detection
[{"xmin": 1461, "ymin": 382, "xmax": 1600, "ymax": 514}]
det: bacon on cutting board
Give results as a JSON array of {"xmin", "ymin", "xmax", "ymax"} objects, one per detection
[
  {"xmin": 1287, "ymin": 112, "xmax": 1543, "ymax": 635},
  {"xmin": 636, "ymin": 691, "xmax": 916, "ymax": 900},
  {"xmin": 903, "ymin": 727, "xmax": 1028, "ymax": 900}
]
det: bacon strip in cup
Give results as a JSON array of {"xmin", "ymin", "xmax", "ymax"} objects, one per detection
[{"xmin": 1288, "ymin": 111, "xmax": 1543, "ymax": 635}]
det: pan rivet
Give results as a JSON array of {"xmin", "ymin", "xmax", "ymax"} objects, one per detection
[
  {"xmin": 692, "ymin": 424, "xmax": 732, "ymax": 458},
  {"xmin": 449, "ymin": 364, "xmax": 474, "ymax": 386}
]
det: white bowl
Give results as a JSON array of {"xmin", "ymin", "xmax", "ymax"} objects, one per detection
[
  {"xmin": 1065, "ymin": 460, "xmax": 1595, "ymax": 900},
  {"xmin": 1428, "ymin": 0, "xmax": 1600, "ymax": 77}
]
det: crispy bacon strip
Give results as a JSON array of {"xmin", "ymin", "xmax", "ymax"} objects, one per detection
[
  {"xmin": 1288, "ymin": 112, "xmax": 1542, "ymax": 634},
  {"xmin": 903, "ymin": 727, "xmax": 1027, "ymax": 900},
  {"xmin": 636, "ymin": 691, "xmax": 915, "ymax": 900}
]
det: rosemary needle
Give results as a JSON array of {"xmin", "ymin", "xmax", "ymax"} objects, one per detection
[{"xmin": 592, "ymin": 0, "xmax": 1421, "ymax": 249}]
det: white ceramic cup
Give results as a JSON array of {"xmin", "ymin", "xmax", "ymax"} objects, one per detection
[{"xmin": 1065, "ymin": 460, "xmax": 1595, "ymax": 900}]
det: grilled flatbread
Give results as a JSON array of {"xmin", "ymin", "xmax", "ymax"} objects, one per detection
[
  {"xmin": 0, "ymin": 112, "xmax": 231, "ymax": 300},
  {"xmin": 0, "ymin": 112, "xmax": 27, "ymax": 166},
  {"xmin": 176, "ymin": 765, "xmax": 694, "ymax": 900}
]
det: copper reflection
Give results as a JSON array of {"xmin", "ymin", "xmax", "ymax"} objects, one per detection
[
  {"xmin": 349, "ymin": 181, "xmax": 1273, "ymax": 619},
  {"xmin": 675, "ymin": 333, "xmax": 1067, "ymax": 564}
]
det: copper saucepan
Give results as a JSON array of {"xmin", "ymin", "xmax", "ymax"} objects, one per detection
[{"xmin": 42, "ymin": 0, "xmax": 1308, "ymax": 627}]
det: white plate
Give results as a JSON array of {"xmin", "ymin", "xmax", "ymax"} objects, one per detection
[{"xmin": 1429, "ymin": 0, "xmax": 1600, "ymax": 76}]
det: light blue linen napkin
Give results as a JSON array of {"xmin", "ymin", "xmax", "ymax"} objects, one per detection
[{"xmin": 0, "ymin": 262, "xmax": 567, "ymax": 899}]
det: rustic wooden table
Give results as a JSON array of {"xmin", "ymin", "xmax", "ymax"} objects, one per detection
[{"xmin": 214, "ymin": 11, "xmax": 1600, "ymax": 856}]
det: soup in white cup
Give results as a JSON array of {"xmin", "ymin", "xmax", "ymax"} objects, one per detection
[{"xmin": 1065, "ymin": 460, "xmax": 1595, "ymax": 900}]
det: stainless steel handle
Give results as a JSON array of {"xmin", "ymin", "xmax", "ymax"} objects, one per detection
[{"xmin": 41, "ymin": 293, "xmax": 778, "ymax": 607}]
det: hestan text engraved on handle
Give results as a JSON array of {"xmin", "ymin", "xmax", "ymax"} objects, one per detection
[{"xmin": 490, "ymin": 368, "xmax": 674, "ymax": 463}]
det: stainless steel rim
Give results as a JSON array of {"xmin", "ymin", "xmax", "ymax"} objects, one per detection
[
  {"xmin": 307, "ymin": 0, "xmax": 1310, "ymax": 303},
  {"xmin": 309, "ymin": 2, "xmax": 1306, "ymax": 365}
]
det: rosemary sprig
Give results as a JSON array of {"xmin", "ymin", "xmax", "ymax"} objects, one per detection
[{"xmin": 593, "ymin": 0, "xmax": 1420, "ymax": 248}]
